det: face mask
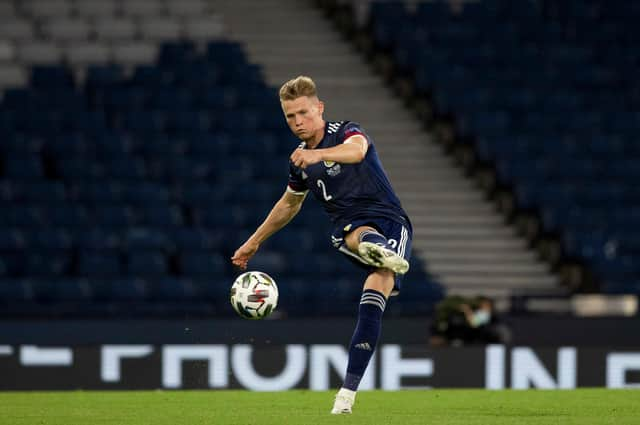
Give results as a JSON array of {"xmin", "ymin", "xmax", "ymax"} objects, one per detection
[{"xmin": 472, "ymin": 310, "xmax": 491, "ymax": 327}]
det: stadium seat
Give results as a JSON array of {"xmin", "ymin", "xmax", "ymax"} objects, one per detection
[
  {"xmin": 173, "ymin": 228, "xmax": 221, "ymax": 251},
  {"xmin": 126, "ymin": 251, "xmax": 169, "ymax": 277},
  {"xmin": 4, "ymin": 155, "xmax": 44, "ymax": 179},
  {"xmin": 52, "ymin": 278, "xmax": 93, "ymax": 303},
  {"xmin": 179, "ymin": 251, "xmax": 227, "ymax": 277},
  {"xmin": 20, "ymin": 182, "xmax": 68, "ymax": 203},
  {"xmin": 166, "ymin": 0, "xmax": 208, "ymax": 17},
  {"xmin": 17, "ymin": 42, "xmax": 63, "ymax": 65},
  {"xmin": 71, "ymin": 182, "xmax": 124, "ymax": 203},
  {"xmin": 150, "ymin": 277, "xmax": 199, "ymax": 301},
  {"xmin": 95, "ymin": 18, "xmax": 137, "ymax": 41},
  {"xmin": 22, "ymin": 0, "xmax": 73, "ymax": 18},
  {"xmin": 78, "ymin": 253, "xmax": 122, "ymax": 277},
  {"xmin": 0, "ymin": 279, "xmax": 33, "ymax": 304},
  {"xmin": 123, "ymin": 228, "xmax": 172, "ymax": 252},
  {"xmin": 247, "ymin": 251, "xmax": 287, "ymax": 275},
  {"xmin": 26, "ymin": 254, "xmax": 71, "ymax": 276},
  {"xmin": 75, "ymin": 229, "xmax": 121, "ymax": 252},
  {"xmin": 93, "ymin": 205, "xmax": 138, "ymax": 228},
  {"xmin": 43, "ymin": 18, "xmax": 92, "ymax": 41},
  {"xmin": 2, "ymin": 206, "xmax": 44, "ymax": 227},
  {"xmin": 121, "ymin": 0, "xmax": 165, "ymax": 17},
  {"xmin": 0, "ymin": 229, "xmax": 25, "ymax": 251},
  {"xmin": 140, "ymin": 18, "xmax": 183, "ymax": 41},
  {"xmin": 0, "ymin": 65, "xmax": 27, "ymax": 89},
  {"xmin": 48, "ymin": 205, "xmax": 91, "ymax": 228},
  {"xmin": 123, "ymin": 183, "xmax": 170, "ymax": 205},
  {"xmin": 75, "ymin": 0, "xmax": 118, "ymax": 17},
  {"xmin": 64, "ymin": 42, "xmax": 112, "ymax": 66},
  {"xmin": 0, "ymin": 258, "xmax": 7, "ymax": 277},
  {"xmin": 0, "ymin": 2, "xmax": 16, "ymax": 17},
  {"xmin": 0, "ymin": 41, "xmax": 14, "ymax": 62},
  {"xmin": 0, "ymin": 20, "xmax": 35, "ymax": 41},
  {"xmin": 112, "ymin": 42, "xmax": 158, "ymax": 66},
  {"xmin": 104, "ymin": 278, "xmax": 149, "ymax": 302},
  {"xmin": 24, "ymin": 229, "xmax": 73, "ymax": 252},
  {"xmin": 183, "ymin": 16, "xmax": 226, "ymax": 41},
  {"xmin": 140, "ymin": 205, "xmax": 184, "ymax": 228}
]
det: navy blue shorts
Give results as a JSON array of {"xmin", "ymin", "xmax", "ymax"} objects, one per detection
[{"xmin": 330, "ymin": 216, "xmax": 413, "ymax": 295}]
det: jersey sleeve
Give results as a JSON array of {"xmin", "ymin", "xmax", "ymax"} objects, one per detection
[
  {"xmin": 340, "ymin": 121, "xmax": 371, "ymax": 146},
  {"xmin": 287, "ymin": 162, "xmax": 308, "ymax": 195}
]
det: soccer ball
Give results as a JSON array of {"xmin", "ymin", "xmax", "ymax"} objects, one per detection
[{"xmin": 230, "ymin": 271, "xmax": 279, "ymax": 320}]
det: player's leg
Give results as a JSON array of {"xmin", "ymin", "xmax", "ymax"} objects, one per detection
[
  {"xmin": 331, "ymin": 268, "xmax": 395, "ymax": 414},
  {"xmin": 332, "ymin": 219, "xmax": 412, "ymax": 413},
  {"xmin": 344, "ymin": 225, "xmax": 409, "ymax": 275}
]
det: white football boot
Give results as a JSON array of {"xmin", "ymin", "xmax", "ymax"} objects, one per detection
[
  {"xmin": 358, "ymin": 242, "xmax": 410, "ymax": 275},
  {"xmin": 331, "ymin": 388, "xmax": 356, "ymax": 414}
]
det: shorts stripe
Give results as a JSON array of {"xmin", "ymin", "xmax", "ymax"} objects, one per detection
[{"xmin": 398, "ymin": 226, "xmax": 408, "ymax": 258}]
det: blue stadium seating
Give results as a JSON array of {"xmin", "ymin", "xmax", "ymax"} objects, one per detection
[
  {"xmin": 126, "ymin": 251, "xmax": 169, "ymax": 277},
  {"xmin": 179, "ymin": 251, "xmax": 227, "ymax": 277},
  {"xmin": 368, "ymin": 0, "xmax": 640, "ymax": 295},
  {"xmin": 78, "ymin": 253, "xmax": 121, "ymax": 277},
  {"xmin": 0, "ymin": 35, "xmax": 442, "ymax": 318},
  {"xmin": 104, "ymin": 278, "xmax": 149, "ymax": 303},
  {"xmin": 0, "ymin": 279, "xmax": 32, "ymax": 304},
  {"xmin": 172, "ymin": 228, "xmax": 222, "ymax": 251},
  {"xmin": 150, "ymin": 277, "xmax": 200, "ymax": 302}
]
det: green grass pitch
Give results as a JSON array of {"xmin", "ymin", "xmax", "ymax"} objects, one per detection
[{"xmin": 0, "ymin": 389, "xmax": 638, "ymax": 425}]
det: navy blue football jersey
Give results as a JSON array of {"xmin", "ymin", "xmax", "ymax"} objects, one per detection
[{"xmin": 288, "ymin": 121, "xmax": 410, "ymax": 229}]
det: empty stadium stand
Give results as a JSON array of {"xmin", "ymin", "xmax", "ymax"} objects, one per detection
[
  {"xmin": 363, "ymin": 0, "xmax": 640, "ymax": 298},
  {"xmin": 0, "ymin": 0, "xmax": 443, "ymax": 318}
]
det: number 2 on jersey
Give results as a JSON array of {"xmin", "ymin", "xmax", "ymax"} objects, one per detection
[{"xmin": 317, "ymin": 179, "xmax": 333, "ymax": 201}]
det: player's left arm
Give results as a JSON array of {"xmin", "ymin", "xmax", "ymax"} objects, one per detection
[{"xmin": 289, "ymin": 135, "xmax": 368, "ymax": 169}]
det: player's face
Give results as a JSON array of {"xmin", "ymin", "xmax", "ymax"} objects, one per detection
[{"xmin": 281, "ymin": 96, "xmax": 324, "ymax": 141}]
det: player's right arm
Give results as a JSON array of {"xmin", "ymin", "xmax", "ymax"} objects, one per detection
[{"xmin": 231, "ymin": 190, "xmax": 307, "ymax": 270}]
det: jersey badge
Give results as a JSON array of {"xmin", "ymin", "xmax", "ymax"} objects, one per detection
[{"xmin": 326, "ymin": 163, "xmax": 341, "ymax": 177}]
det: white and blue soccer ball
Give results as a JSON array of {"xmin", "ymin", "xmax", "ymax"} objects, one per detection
[{"xmin": 230, "ymin": 271, "xmax": 279, "ymax": 320}]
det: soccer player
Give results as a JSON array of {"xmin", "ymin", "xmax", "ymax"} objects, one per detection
[{"xmin": 231, "ymin": 76, "xmax": 412, "ymax": 414}]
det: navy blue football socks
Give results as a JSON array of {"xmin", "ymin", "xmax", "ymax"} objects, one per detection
[
  {"xmin": 343, "ymin": 289, "xmax": 386, "ymax": 391},
  {"xmin": 358, "ymin": 229, "xmax": 391, "ymax": 249}
]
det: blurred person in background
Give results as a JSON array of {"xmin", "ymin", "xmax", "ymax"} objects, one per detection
[
  {"xmin": 232, "ymin": 75, "xmax": 412, "ymax": 414},
  {"xmin": 430, "ymin": 295, "xmax": 509, "ymax": 346}
]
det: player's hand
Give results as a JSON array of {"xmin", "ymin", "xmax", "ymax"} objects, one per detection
[
  {"xmin": 231, "ymin": 240, "xmax": 260, "ymax": 270},
  {"xmin": 290, "ymin": 148, "xmax": 322, "ymax": 169}
]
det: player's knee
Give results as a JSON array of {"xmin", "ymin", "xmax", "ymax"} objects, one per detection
[{"xmin": 345, "ymin": 225, "xmax": 377, "ymax": 251}]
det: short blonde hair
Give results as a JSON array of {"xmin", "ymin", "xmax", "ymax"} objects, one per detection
[{"xmin": 279, "ymin": 76, "xmax": 318, "ymax": 101}]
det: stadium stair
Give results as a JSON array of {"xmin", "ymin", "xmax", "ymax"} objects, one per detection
[{"xmin": 214, "ymin": 0, "xmax": 561, "ymax": 298}]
